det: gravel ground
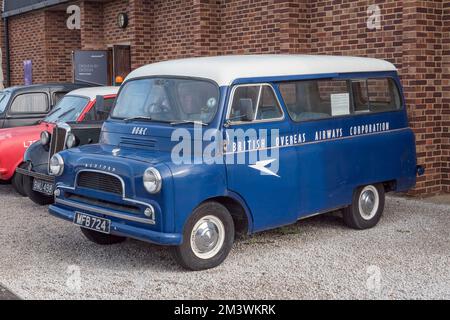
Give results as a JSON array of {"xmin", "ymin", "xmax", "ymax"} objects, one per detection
[{"xmin": 0, "ymin": 184, "xmax": 448, "ymax": 300}]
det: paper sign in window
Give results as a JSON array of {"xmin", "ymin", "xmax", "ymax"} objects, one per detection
[{"xmin": 331, "ymin": 93, "xmax": 350, "ymax": 116}]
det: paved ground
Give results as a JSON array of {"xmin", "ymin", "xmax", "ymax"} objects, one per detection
[{"xmin": 0, "ymin": 184, "xmax": 448, "ymax": 300}]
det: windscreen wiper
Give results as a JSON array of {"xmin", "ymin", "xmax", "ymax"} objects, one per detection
[
  {"xmin": 124, "ymin": 116, "xmax": 154, "ymax": 123},
  {"xmin": 46, "ymin": 107, "xmax": 62, "ymax": 117},
  {"xmin": 55, "ymin": 108, "xmax": 76, "ymax": 122},
  {"xmin": 170, "ymin": 120, "xmax": 207, "ymax": 126}
]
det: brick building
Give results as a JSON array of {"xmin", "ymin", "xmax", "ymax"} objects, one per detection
[{"xmin": 0, "ymin": 0, "xmax": 448, "ymax": 196}]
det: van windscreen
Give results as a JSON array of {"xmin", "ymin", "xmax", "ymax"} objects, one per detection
[{"xmin": 111, "ymin": 78, "xmax": 220, "ymax": 124}]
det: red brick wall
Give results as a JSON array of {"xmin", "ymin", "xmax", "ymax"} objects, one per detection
[
  {"xmin": 103, "ymin": 0, "xmax": 133, "ymax": 46},
  {"xmin": 80, "ymin": 1, "xmax": 105, "ymax": 50},
  {"xmin": 402, "ymin": 1, "xmax": 444, "ymax": 195},
  {"xmin": 442, "ymin": 1, "xmax": 450, "ymax": 192},
  {"xmin": 0, "ymin": 17, "xmax": 6, "ymax": 88},
  {"xmin": 8, "ymin": 10, "xmax": 47, "ymax": 85},
  {"xmin": 219, "ymin": 0, "xmax": 309, "ymax": 54},
  {"xmin": 44, "ymin": 10, "xmax": 81, "ymax": 82}
]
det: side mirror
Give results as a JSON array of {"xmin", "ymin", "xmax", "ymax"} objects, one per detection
[
  {"xmin": 95, "ymin": 95, "xmax": 109, "ymax": 120},
  {"xmin": 239, "ymin": 98, "xmax": 254, "ymax": 121}
]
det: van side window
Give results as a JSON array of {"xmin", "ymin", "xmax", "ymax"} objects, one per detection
[
  {"xmin": 10, "ymin": 93, "xmax": 49, "ymax": 114},
  {"xmin": 279, "ymin": 80, "xmax": 350, "ymax": 122},
  {"xmin": 229, "ymin": 85, "xmax": 283, "ymax": 123},
  {"xmin": 280, "ymin": 77, "xmax": 402, "ymax": 122},
  {"xmin": 352, "ymin": 80, "xmax": 370, "ymax": 113},
  {"xmin": 352, "ymin": 78, "xmax": 401, "ymax": 113},
  {"xmin": 367, "ymin": 78, "xmax": 401, "ymax": 112}
]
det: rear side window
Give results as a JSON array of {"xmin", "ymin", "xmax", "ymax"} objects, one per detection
[
  {"xmin": 279, "ymin": 80, "xmax": 350, "ymax": 122},
  {"xmin": 10, "ymin": 93, "xmax": 49, "ymax": 114},
  {"xmin": 84, "ymin": 98, "xmax": 115, "ymax": 121},
  {"xmin": 228, "ymin": 85, "xmax": 283, "ymax": 123},
  {"xmin": 279, "ymin": 77, "xmax": 401, "ymax": 122}
]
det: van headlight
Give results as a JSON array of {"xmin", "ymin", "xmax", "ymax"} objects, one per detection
[
  {"xmin": 143, "ymin": 167, "xmax": 162, "ymax": 194},
  {"xmin": 66, "ymin": 133, "xmax": 79, "ymax": 149},
  {"xmin": 40, "ymin": 131, "xmax": 51, "ymax": 146},
  {"xmin": 49, "ymin": 154, "xmax": 64, "ymax": 176}
]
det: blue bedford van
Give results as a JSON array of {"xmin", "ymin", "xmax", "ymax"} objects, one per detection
[{"xmin": 48, "ymin": 55, "xmax": 421, "ymax": 270}]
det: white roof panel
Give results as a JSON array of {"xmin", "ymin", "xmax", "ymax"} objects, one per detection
[
  {"xmin": 126, "ymin": 55, "xmax": 397, "ymax": 86},
  {"xmin": 68, "ymin": 86, "xmax": 119, "ymax": 100}
]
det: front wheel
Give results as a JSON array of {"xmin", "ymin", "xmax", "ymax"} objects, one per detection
[
  {"xmin": 171, "ymin": 202, "xmax": 235, "ymax": 271},
  {"xmin": 12, "ymin": 163, "xmax": 27, "ymax": 197},
  {"xmin": 23, "ymin": 175, "xmax": 54, "ymax": 205},
  {"xmin": 342, "ymin": 184, "xmax": 385, "ymax": 230}
]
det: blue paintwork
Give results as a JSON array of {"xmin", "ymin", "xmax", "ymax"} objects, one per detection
[{"xmin": 48, "ymin": 71, "xmax": 418, "ymax": 245}]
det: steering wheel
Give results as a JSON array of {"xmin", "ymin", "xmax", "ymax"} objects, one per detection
[{"xmin": 144, "ymin": 102, "xmax": 175, "ymax": 120}]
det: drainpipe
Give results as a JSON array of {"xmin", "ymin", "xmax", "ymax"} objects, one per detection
[{"xmin": 3, "ymin": 17, "xmax": 10, "ymax": 87}]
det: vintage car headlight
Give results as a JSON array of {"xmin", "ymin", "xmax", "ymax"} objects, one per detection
[
  {"xmin": 143, "ymin": 167, "xmax": 162, "ymax": 194},
  {"xmin": 40, "ymin": 131, "xmax": 51, "ymax": 146},
  {"xmin": 49, "ymin": 154, "xmax": 64, "ymax": 176},
  {"xmin": 66, "ymin": 133, "xmax": 79, "ymax": 149}
]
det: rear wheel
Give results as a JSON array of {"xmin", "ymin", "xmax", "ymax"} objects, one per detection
[
  {"xmin": 342, "ymin": 184, "xmax": 385, "ymax": 230},
  {"xmin": 12, "ymin": 163, "xmax": 27, "ymax": 197},
  {"xmin": 80, "ymin": 228, "xmax": 127, "ymax": 245},
  {"xmin": 171, "ymin": 202, "xmax": 235, "ymax": 271},
  {"xmin": 23, "ymin": 175, "xmax": 54, "ymax": 205}
]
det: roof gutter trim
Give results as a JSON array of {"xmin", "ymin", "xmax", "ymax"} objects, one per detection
[{"xmin": 2, "ymin": 0, "xmax": 71, "ymax": 18}]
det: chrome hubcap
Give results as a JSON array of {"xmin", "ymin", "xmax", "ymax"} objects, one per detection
[
  {"xmin": 191, "ymin": 216, "xmax": 225, "ymax": 259},
  {"xmin": 358, "ymin": 186, "xmax": 379, "ymax": 220}
]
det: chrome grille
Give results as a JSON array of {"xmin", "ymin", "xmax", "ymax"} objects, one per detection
[
  {"xmin": 77, "ymin": 171, "xmax": 123, "ymax": 195},
  {"xmin": 48, "ymin": 126, "xmax": 68, "ymax": 171}
]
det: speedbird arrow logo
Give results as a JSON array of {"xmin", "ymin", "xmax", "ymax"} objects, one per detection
[{"xmin": 249, "ymin": 159, "xmax": 280, "ymax": 178}]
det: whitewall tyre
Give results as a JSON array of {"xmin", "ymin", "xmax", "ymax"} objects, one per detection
[
  {"xmin": 343, "ymin": 184, "xmax": 385, "ymax": 230},
  {"xmin": 172, "ymin": 202, "xmax": 235, "ymax": 271}
]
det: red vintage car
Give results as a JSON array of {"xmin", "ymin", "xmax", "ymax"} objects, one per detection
[{"xmin": 0, "ymin": 86, "xmax": 118, "ymax": 194}]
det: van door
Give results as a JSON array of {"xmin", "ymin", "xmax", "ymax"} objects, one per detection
[
  {"xmin": 224, "ymin": 84, "xmax": 300, "ymax": 232},
  {"xmin": 5, "ymin": 91, "xmax": 51, "ymax": 128},
  {"xmin": 278, "ymin": 79, "xmax": 361, "ymax": 217}
]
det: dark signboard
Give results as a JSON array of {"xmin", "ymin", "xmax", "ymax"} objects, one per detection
[
  {"xmin": 73, "ymin": 50, "xmax": 109, "ymax": 86},
  {"xmin": 3, "ymin": 0, "xmax": 70, "ymax": 17}
]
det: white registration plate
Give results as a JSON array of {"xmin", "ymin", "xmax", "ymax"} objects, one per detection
[
  {"xmin": 32, "ymin": 179, "xmax": 54, "ymax": 196},
  {"xmin": 74, "ymin": 212, "xmax": 111, "ymax": 234}
]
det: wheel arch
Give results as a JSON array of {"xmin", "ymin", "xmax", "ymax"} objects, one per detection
[{"xmin": 200, "ymin": 193, "xmax": 254, "ymax": 236}]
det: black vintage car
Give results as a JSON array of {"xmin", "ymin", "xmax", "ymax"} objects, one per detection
[
  {"xmin": 16, "ymin": 88, "xmax": 118, "ymax": 205},
  {"xmin": 0, "ymin": 83, "xmax": 89, "ymax": 128}
]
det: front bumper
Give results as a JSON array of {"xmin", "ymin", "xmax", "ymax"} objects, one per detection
[
  {"xmin": 16, "ymin": 167, "xmax": 55, "ymax": 182},
  {"xmin": 48, "ymin": 201, "xmax": 182, "ymax": 246}
]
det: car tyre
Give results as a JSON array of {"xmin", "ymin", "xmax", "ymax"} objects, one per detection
[
  {"xmin": 343, "ymin": 184, "xmax": 385, "ymax": 230},
  {"xmin": 12, "ymin": 163, "xmax": 28, "ymax": 197},
  {"xmin": 171, "ymin": 202, "xmax": 235, "ymax": 271},
  {"xmin": 23, "ymin": 175, "xmax": 54, "ymax": 205},
  {"xmin": 80, "ymin": 227, "xmax": 127, "ymax": 245}
]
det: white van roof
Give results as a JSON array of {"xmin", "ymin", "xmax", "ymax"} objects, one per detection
[
  {"xmin": 126, "ymin": 55, "xmax": 397, "ymax": 86},
  {"xmin": 68, "ymin": 86, "xmax": 119, "ymax": 100}
]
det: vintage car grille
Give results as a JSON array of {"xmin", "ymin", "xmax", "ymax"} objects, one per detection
[
  {"xmin": 49, "ymin": 126, "xmax": 68, "ymax": 158},
  {"xmin": 77, "ymin": 171, "xmax": 123, "ymax": 195}
]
